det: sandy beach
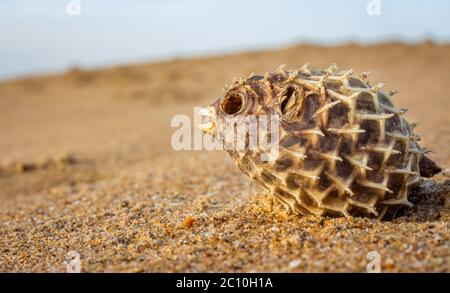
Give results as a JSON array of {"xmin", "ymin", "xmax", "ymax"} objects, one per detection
[{"xmin": 0, "ymin": 42, "xmax": 449, "ymax": 272}]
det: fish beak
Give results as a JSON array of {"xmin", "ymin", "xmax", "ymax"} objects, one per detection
[
  {"xmin": 198, "ymin": 106, "xmax": 216, "ymax": 135},
  {"xmin": 198, "ymin": 121, "xmax": 215, "ymax": 133}
]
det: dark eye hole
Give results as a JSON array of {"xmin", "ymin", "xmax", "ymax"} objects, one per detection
[
  {"xmin": 280, "ymin": 86, "xmax": 297, "ymax": 115},
  {"xmin": 221, "ymin": 93, "xmax": 243, "ymax": 115}
]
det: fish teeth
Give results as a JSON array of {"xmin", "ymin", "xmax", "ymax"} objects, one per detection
[{"xmin": 198, "ymin": 122, "xmax": 215, "ymax": 133}]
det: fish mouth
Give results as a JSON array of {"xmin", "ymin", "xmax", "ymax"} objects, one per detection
[{"xmin": 198, "ymin": 106, "xmax": 217, "ymax": 135}]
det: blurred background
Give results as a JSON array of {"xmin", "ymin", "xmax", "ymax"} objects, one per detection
[
  {"xmin": 1, "ymin": 0, "xmax": 449, "ymax": 273},
  {"xmin": 1, "ymin": 0, "xmax": 450, "ymax": 80}
]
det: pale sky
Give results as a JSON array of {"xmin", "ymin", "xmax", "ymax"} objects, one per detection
[{"xmin": 1, "ymin": 0, "xmax": 449, "ymax": 80}]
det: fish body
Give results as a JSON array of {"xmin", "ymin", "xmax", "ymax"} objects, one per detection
[{"xmin": 200, "ymin": 64, "xmax": 440, "ymax": 219}]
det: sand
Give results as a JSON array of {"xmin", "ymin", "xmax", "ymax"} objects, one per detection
[{"xmin": 0, "ymin": 42, "xmax": 449, "ymax": 272}]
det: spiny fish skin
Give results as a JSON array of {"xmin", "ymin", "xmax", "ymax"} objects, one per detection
[{"xmin": 200, "ymin": 64, "xmax": 441, "ymax": 219}]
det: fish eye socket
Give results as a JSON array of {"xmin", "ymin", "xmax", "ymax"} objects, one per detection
[
  {"xmin": 221, "ymin": 92, "xmax": 244, "ymax": 115},
  {"xmin": 280, "ymin": 85, "xmax": 297, "ymax": 115}
]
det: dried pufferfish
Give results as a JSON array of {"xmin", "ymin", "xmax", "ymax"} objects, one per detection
[{"xmin": 199, "ymin": 64, "xmax": 441, "ymax": 219}]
